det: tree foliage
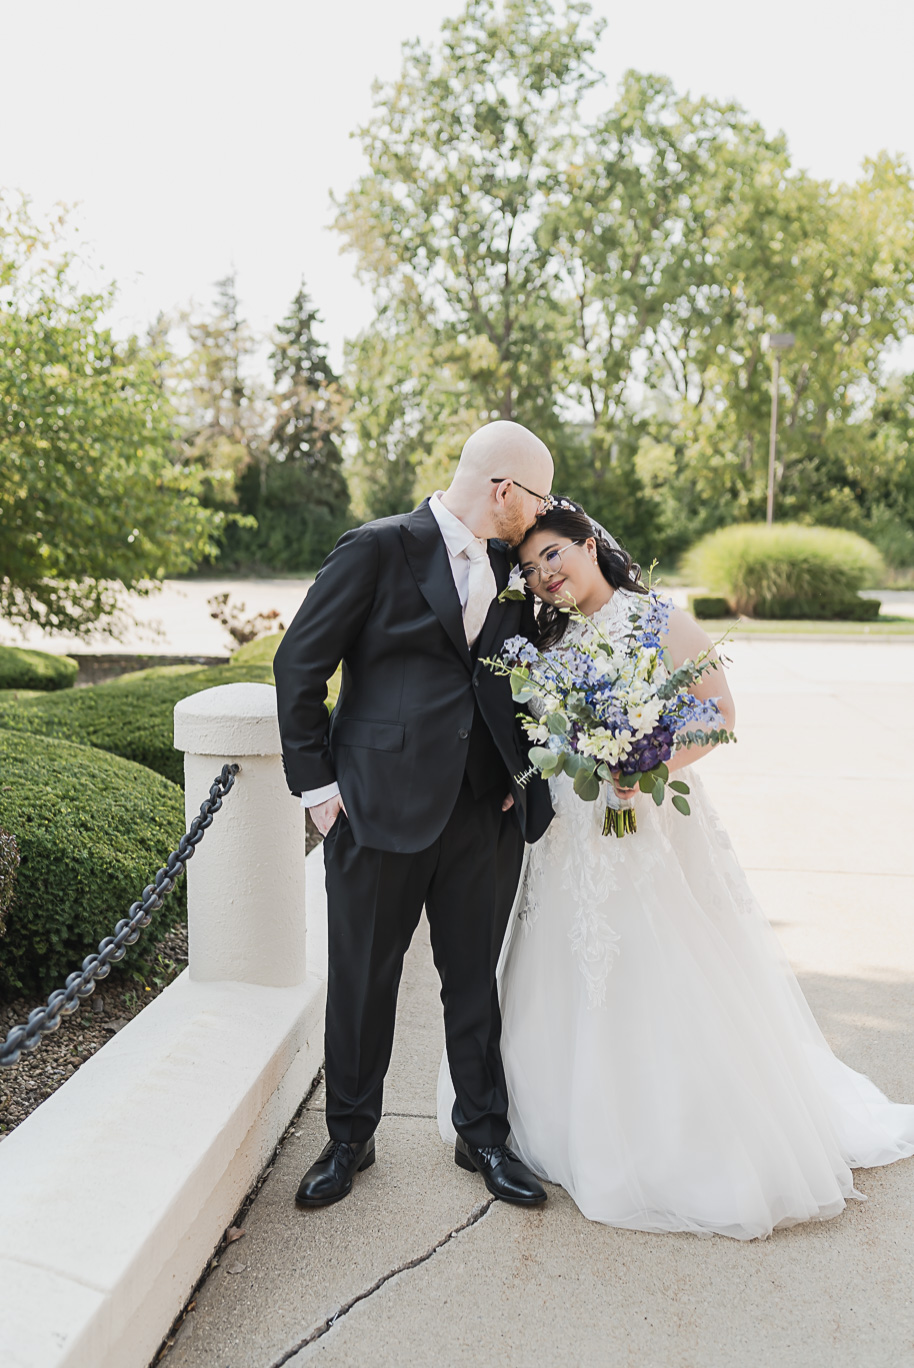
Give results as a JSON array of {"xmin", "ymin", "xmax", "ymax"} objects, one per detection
[
  {"xmin": 0, "ymin": 195, "xmax": 223, "ymax": 633},
  {"xmin": 174, "ymin": 272, "xmax": 263, "ymax": 507},
  {"xmin": 336, "ymin": 0, "xmax": 602, "ymax": 506},
  {"xmin": 337, "ymin": 1, "xmax": 914, "ymax": 565},
  {"xmin": 225, "ymin": 284, "xmax": 352, "ymax": 568}
]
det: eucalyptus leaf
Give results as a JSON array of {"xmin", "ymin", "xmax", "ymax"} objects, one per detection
[
  {"xmin": 546, "ymin": 711, "xmax": 568, "ymax": 735},
  {"xmin": 672, "ymin": 795, "xmax": 691, "ymax": 816},
  {"xmin": 669, "ymin": 780, "xmax": 690, "ymax": 794},
  {"xmin": 573, "ymin": 769, "xmax": 601, "ymax": 802},
  {"xmin": 512, "ymin": 684, "xmax": 537, "ymax": 704},
  {"xmin": 652, "ymin": 779, "xmax": 665, "ymax": 807}
]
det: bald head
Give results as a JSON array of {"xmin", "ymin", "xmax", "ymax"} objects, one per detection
[
  {"xmin": 440, "ymin": 420, "xmax": 554, "ymax": 544},
  {"xmin": 455, "ymin": 420, "xmax": 554, "ymax": 492}
]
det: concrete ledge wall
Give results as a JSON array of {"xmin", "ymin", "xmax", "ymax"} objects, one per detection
[
  {"xmin": 0, "ymin": 844, "xmax": 327, "ymax": 1368},
  {"xmin": 0, "ymin": 683, "xmax": 329, "ymax": 1368}
]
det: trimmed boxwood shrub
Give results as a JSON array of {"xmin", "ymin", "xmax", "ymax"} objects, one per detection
[
  {"xmin": 232, "ymin": 631, "xmax": 342, "ymax": 705},
  {"xmin": 0, "ymin": 645, "xmax": 78, "ymax": 692},
  {"xmin": 0, "ymin": 827, "xmax": 19, "ymax": 940},
  {"xmin": 0, "ymin": 731, "xmax": 187, "ymax": 997},
  {"xmin": 233, "ymin": 632, "xmax": 285, "ymax": 666},
  {"xmin": 683, "ymin": 524, "xmax": 885, "ymax": 618},
  {"xmin": 756, "ymin": 595, "xmax": 882, "ymax": 621},
  {"xmin": 0, "ymin": 644, "xmax": 342, "ymax": 787},
  {"xmin": 0, "ymin": 662, "xmax": 275, "ymax": 787},
  {"xmin": 688, "ymin": 595, "xmax": 733, "ymax": 619}
]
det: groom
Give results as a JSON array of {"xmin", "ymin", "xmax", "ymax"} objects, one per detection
[{"xmin": 274, "ymin": 420, "xmax": 555, "ymax": 1208}]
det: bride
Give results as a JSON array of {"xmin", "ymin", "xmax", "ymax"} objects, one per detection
[{"xmin": 439, "ymin": 498, "xmax": 914, "ymax": 1240}]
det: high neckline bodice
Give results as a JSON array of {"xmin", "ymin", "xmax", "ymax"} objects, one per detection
[{"xmin": 561, "ymin": 587, "xmax": 639, "ymax": 645}]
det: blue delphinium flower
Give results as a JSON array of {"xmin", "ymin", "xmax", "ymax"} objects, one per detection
[{"xmin": 632, "ymin": 591, "xmax": 674, "ymax": 650}]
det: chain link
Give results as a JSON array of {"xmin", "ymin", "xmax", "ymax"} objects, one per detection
[{"xmin": 0, "ymin": 763, "xmax": 240, "ymax": 1069}]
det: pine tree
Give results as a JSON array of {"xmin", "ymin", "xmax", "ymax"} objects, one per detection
[
  {"xmin": 233, "ymin": 284, "xmax": 351, "ymax": 570},
  {"xmin": 178, "ymin": 273, "xmax": 259, "ymax": 508}
]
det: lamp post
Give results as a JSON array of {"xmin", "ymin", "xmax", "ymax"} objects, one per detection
[{"xmin": 761, "ymin": 332, "xmax": 795, "ymax": 525}]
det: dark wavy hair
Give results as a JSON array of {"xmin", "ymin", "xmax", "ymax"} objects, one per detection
[{"xmin": 520, "ymin": 499, "xmax": 646, "ymax": 648}]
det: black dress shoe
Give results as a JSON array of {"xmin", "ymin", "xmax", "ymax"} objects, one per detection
[
  {"xmin": 295, "ymin": 1137, "xmax": 375, "ymax": 1208},
  {"xmin": 455, "ymin": 1135, "xmax": 547, "ymax": 1206}
]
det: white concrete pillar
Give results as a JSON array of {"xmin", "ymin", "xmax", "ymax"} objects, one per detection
[{"xmin": 173, "ymin": 682, "xmax": 307, "ymax": 987}]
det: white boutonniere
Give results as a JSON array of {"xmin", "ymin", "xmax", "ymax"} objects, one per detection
[{"xmin": 499, "ymin": 566, "xmax": 527, "ymax": 602}]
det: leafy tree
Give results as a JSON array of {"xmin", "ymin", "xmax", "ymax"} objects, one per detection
[
  {"xmin": 227, "ymin": 284, "xmax": 351, "ymax": 569},
  {"xmin": 336, "ymin": 8, "xmax": 914, "ymax": 565},
  {"xmin": 0, "ymin": 195, "xmax": 222, "ymax": 635},
  {"xmin": 337, "ymin": 0, "xmax": 601, "ymax": 515},
  {"xmin": 548, "ymin": 79, "xmax": 914, "ymax": 557}
]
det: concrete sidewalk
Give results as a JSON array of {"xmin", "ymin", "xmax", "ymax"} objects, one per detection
[{"xmin": 166, "ymin": 641, "xmax": 914, "ymax": 1368}]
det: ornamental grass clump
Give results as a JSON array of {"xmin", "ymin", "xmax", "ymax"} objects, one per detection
[{"xmin": 683, "ymin": 524, "xmax": 884, "ymax": 619}]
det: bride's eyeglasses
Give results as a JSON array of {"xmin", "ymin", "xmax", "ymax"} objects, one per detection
[{"xmin": 518, "ymin": 540, "xmax": 586, "ymax": 587}]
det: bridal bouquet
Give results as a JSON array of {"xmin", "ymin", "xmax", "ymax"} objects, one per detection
[{"xmin": 490, "ymin": 592, "xmax": 735, "ymax": 836}]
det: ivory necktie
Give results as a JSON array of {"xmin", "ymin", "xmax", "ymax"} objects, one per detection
[{"xmin": 463, "ymin": 538, "xmax": 497, "ymax": 647}]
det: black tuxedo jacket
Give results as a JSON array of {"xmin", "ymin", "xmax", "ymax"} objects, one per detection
[{"xmin": 273, "ymin": 499, "xmax": 554, "ymax": 854}]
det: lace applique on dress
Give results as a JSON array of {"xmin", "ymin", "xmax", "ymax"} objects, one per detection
[{"xmin": 523, "ymin": 589, "xmax": 654, "ymax": 1007}]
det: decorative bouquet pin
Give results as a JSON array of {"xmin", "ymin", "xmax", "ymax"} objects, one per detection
[{"xmin": 487, "ymin": 590, "xmax": 735, "ymax": 836}]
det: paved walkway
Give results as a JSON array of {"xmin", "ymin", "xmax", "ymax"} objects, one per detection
[{"xmin": 166, "ymin": 640, "xmax": 914, "ymax": 1368}]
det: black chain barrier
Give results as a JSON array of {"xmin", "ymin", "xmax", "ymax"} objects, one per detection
[{"xmin": 0, "ymin": 763, "xmax": 240, "ymax": 1069}]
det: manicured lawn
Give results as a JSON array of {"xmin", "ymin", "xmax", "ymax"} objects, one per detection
[{"xmin": 697, "ymin": 616, "xmax": 914, "ymax": 637}]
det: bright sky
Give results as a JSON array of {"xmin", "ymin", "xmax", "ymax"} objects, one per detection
[{"xmin": 3, "ymin": 0, "xmax": 912, "ymax": 370}]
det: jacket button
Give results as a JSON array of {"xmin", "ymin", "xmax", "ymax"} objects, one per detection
[{"xmin": 458, "ymin": 729, "xmax": 469, "ymax": 740}]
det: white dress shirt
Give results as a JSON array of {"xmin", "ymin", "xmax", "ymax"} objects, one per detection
[{"xmin": 300, "ymin": 493, "xmax": 480, "ymax": 809}]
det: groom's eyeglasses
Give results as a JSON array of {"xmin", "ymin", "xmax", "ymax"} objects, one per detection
[
  {"xmin": 518, "ymin": 540, "xmax": 586, "ymax": 586},
  {"xmin": 490, "ymin": 477, "xmax": 554, "ymax": 512}
]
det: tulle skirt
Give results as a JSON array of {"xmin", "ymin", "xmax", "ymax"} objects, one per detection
[{"xmin": 438, "ymin": 774, "xmax": 914, "ymax": 1240}]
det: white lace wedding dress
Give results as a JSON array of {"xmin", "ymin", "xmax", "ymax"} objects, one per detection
[{"xmin": 438, "ymin": 589, "xmax": 914, "ymax": 1239}]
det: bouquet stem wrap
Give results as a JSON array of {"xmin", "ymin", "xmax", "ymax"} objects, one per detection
[{"xmin": 603, "ymin": 790, "xmax": 637, "ymax": 837}]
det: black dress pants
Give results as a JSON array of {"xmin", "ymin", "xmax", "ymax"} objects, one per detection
[{"xmin": 321, "ymin": 778, "xmax": 525, "ymax": 1148}]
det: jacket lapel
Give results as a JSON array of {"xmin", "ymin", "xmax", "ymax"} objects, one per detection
[{"xmin": 401, "ymin": 501, "xmax": 473, "ymax": 672}]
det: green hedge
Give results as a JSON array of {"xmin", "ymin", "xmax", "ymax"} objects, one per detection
[
  {"xmin": 0, "ymin": 827, "xmax": 19, "ymax": 940},
  {"xmin": 0, "ymin": 731, "xmax": 187, "ymax": 997},
  {"xmin": 232, "ymin": 632, "xmax": 285, "ymax": 666},
  {"xmin": 0, "ymin": 645, "xmax": 78, "ymax": 692},
  {"xmin": 683, "ymin": 524, "xmax": 885, "ymax": 618},
  {"xmin": 0, "ymin": 641, "xmax": 342, "ymax": 789},
  {"xmin": 688, "ymin": 595, "xmax": 733, "ymax": 619},
  {"xmin": 0, "ymin": 663, "xmax": 275, "ymax": 786},
  {"xmin": 233, "ymin": 630, "xmax": 342, "ymax": 706}
]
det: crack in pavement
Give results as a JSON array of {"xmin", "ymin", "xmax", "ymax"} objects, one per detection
[
  {"xmin": 267, "ymin": 1198, "xmax": 496, "ymax": 1366},
  {"xmin": 380, "ymin": 1110, "xmax": 436, "ymax": 1120}
]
